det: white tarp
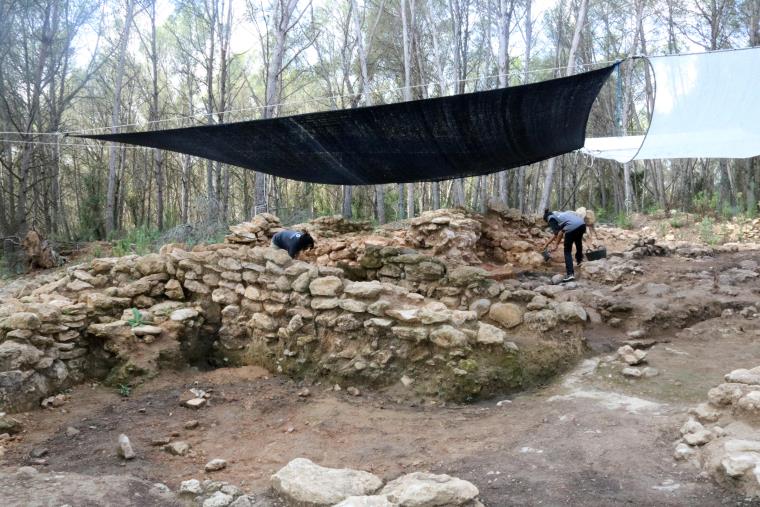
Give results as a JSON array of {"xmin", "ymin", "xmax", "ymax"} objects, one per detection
[{"xmin": 582, "ymin": 48, "xmax": 760, "ymax": 163}]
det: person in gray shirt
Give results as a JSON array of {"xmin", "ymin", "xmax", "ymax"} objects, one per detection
[{"xmin": 541, "ymin": 209, "xmax": 587, "ymax": 283}]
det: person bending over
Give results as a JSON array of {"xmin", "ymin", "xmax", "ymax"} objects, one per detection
[
  {"xmin": 541, "ymin": 209, "xmax": 586, "ymax": 283},
  {"xmin": 271, "ymin": 229, "xmax": 315, "ymax": 259}
]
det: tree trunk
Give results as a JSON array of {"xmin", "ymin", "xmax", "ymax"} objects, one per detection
[
  {"xmin": 256, "ymin": 0, "xmax": 299, "ymax": 216},
  {"xmin": 148, "ymin": 0, "xmax": 164, "ymax": 230},
  {"xmin": 452, "ymin": 179, "xmax": 465, "ymax": 207},
  {"xmin": 538, "ymin": 0, "xmax": 587, "ymax": 212},
  {"xmin": 204, "ymin": 1, "xmax": 218, "ymax": 221},
  {"xmin": 342, "ymin": 186, "xmax": 352, "ymax": 218},
  {"xmin": 401, "ymin": 0, "xmax": 415, "ymax": 218},
  {"xmin": 181, "ymin": 154, "xmax": 191, "ymax": 224},
  {"xmin": 397, "ymin": 184, "xmax": 404, "ymax": 219},
  {"xmin": 496, "ymin": 0, "xmax": 514, "ymax": 203},
  {"xmin": 105, "ymin": 0, "xmax": 134, "ymax": 236}
]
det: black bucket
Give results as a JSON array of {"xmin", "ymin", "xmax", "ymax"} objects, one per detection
[{"xmin": 585, "ymin": 247, "xmax": 607, "ymax": 261}]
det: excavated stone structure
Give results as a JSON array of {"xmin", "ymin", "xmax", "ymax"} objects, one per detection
[
  {"xmin": 0, "ymin": 212, "xmax": 590, "ymax": 413},
  {"xmin": 675, "ymin": 365, "xmax": 760, "ymax": 497}
]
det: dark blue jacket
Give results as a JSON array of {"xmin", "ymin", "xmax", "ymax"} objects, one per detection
[{"xmin": 271, "ymin": 230, "xmax": 313, "ymax": 258}]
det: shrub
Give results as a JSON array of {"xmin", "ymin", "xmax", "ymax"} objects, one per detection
[
  {"xmin": 699, "ymin": 217, "xmax": 718, "ymax": 245},
  {"xmin": 615, "ymin": 212, "xmax": 632, "ymax": 229}
]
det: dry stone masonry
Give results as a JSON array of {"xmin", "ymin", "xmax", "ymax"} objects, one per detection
[
  {"xmin": 0, "ymin": 210, "xmax": 592, "ymax": 413},
  {"xmin": 675, "ymin": 365, "xmax": 760, "ymax": 498}
]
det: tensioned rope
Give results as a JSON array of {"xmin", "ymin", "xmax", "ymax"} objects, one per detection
[
  {"xmin": 0, "ymin": 59, "xmax": 622, "ymax": 140},
  {"xmin": 2, "ymin": 46, "xmax": 755, "ymax": 141}
]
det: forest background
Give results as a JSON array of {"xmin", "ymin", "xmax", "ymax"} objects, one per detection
[{"xmin": 0, "ymin": 0, "xmax": 758, "ymax": 261}]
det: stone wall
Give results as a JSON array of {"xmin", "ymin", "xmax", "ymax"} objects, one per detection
[
  {"xmin": 675, "ymin": 365, "xmax": 760, "ymax": 498},
  {"xmin": 295, "ymin": 207, "xmax": 554, "ymax": 277},
  {"xmin": 0, "ymin": 230, "xmax": 589, "ymax": 413}
]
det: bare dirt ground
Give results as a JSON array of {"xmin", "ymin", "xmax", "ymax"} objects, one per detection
[{"xmin": 3, "ymin": 251, "xmax": 760, "ymax": 506}]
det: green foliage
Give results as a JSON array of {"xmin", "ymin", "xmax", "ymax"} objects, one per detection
[
  {"xmin": 117, "ymin": 384, "xmax": 132, "ymax": 397},
  {"xmin": 615, "ymin": 212, "xmax": 632, "ymax": 229},
  {"xmin": 719, "ymin": 204, "xmax": 739, "ymax": 220},
  {"xmin": 699, "ymin": 217, "xmax": 719, "ymax": 245},
  {"xmin": 644, "ymin": 204, "xmax": 662, "ymax": 215},
  {"xmin": 692, "ymin": 191, "xmax": 717, "ymax": 215},
  {"xmin": 669, "ymin": 215, "xmax": 685, "ymax": 228},
  {"xmin": 111, "ymin": 226, "xmax": 161, "ymax": 257},
  {"xmin": 126, "ymin": 308, "xmax": 144, "ymax": 328}
]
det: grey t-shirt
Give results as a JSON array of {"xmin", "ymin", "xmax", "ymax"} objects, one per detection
[{"xmin": 551, "ymin": 211, "xmax": 585, "ymax": 233}]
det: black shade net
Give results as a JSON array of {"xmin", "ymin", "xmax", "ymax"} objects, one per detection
[{"xmin": 77, "ymin": 64, "xmax": 617, "ymax": 185}]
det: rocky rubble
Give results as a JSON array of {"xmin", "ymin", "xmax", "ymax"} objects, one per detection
[
  {"xmin": 626, "ymin": 237, "xmax": 669, "ymax": 258},
  {"xmin": 475, "ymin": 205, "xmax": 549, "ymax": 268},
  {"xmin": 675, "ymin": 365, "xmax": 760, "ymax": 497},
  {"xmin": 224, "ymin": 213, "xmax": 283, "ymax": 245},
  {"xmin": 0, "ymin": 214, "xmax": 590, "ymax": 411},
  {"xmin": 178, "ymin": 477, "xmax": 253, "ymax": 506},
  {"xmin": 294, "ymin": 214, "xmax": 375, "ymax": 238},
  {"xmin": 407, "ymin": 209, "xmax": 483, "ymax": 264},
  {"xmin": 304, "ymin": 206, "xmax": 552, "ymax": 277},
  {"xmin": 580, "ymin": 257, "xmax": 644, "ymax": 284}
]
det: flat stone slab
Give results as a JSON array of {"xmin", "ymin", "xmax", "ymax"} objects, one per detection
[
  {"xmin": 271, "ymin": 458, "xmax": 382, "ymax": 506},
  {"xmin": 380, "ymin": 472, "xmax": 479, "ymax": 506}
]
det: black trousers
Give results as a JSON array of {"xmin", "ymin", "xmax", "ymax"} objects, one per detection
[{"xmin": 564, "ymin": 224, "xmax": 586, "ymax": 276}]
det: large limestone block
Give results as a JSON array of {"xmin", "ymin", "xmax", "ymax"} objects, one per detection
[
  {"xmin": 555, "ymin": 301, "xmax": 587, "ymax": 323},
  {"xmin": 84, "ymin": 293, "xmax": 131, "ymax": 312},
  {"xmin": 263, "ymin": 247, "xmax": 292, "ymax": 266},
  {"xmin": 311, "ymin": 298, "xmax": 340, "ymax": 310},
  {"xmin": 117, "ymin": 277, "xmax": 155, "ymax": 298},
  {"xmin": 708, "ymin": 383, "xmax": 754, "ymax": 406},
  {"xmin": 379, "ymin": 472, "xmax": 479, "ymax": 506},
  {"xmin": 0, "ymin": 369, "xmax": 50, "ymax": 412},
  {"xmin": 523, "ymin": 309, "xmax": 558, "ymax": 331},
  {"xmin": 429, "ymin": 326, "xmax": 468, "ymax": 348},
  {"xmin": 721, "ymin": 452, "xmax": 760, "ymax": 478},
  {"xmin": 418, "ymin": 307, "xmax": 450, "ymax": 325},
  {"xmin": 725, "ymin": 367, "xmax": 760, "ymax": 386},
  {"xmin": 0, "ymin": 342, "xmax": 43, "ymax": 371},
  {"xmin": 309, "ymin": 276, "xmax": 344, "ymax": 297},
  {"xmin": 339, "ymin": 299, "xmax": 368, "ymax": 313},
  {"xmin": 86, "ymin": 321, "xmax": 133, "ymax": 340},
  {"xmin": 218, "ymin": 257, "xmax": 242, "ymax": 271},
  {"xmin": 488, "ymin": 303, "xmax": 523, "ymax": 329},
  {"xmin": 476, "ymin": 323, "xmax": 506, "ymax": 345},
  {"xmin": 184, "ymin": 280, "xmax": 211, "ymax": 294},
  {"xmin": 135, "ymin": 254, "xmax": 167, "ymax": 275},
  {"xmin": 344, "ymin": 281, "xmax": 385, "ymax": 298},
  {"xmin": 1, "ymin": 312, "xmax": 41, "ymax": 330},
  {"xmin": 249, "ymin": 313, "xmax": 277, "ymax": 331},
  {"xmin": 170, "ymin": 308, "xmax": 199, "ymax": 322},
  {"xmin": 446, "ymin": 266, "xmax": 486, "ymax": 286},
  {"xmin": 164, "ymin": 279, "xmax": 185, "ymax": 300},
  {"xmin": 270, "ymin": 458, "xmax": 382, "ymax": 506},
  {"xmin": 392, "ymin": 326, "xmax": 428, "ymax": 342},
  {"xmin": 737, "ymin": 391, "xmax": 760, "ymax": 413},
  {"xmin": 211, "ymin": 288, "xmax": 239, "ymax": 306}
]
